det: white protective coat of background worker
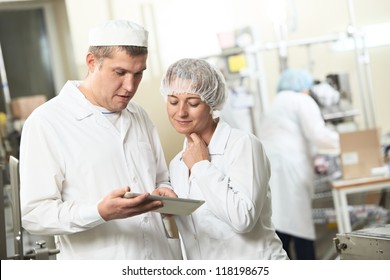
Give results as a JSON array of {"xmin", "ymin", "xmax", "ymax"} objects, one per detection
[{"xmin": 258, "ymin": 69, "xmax": 340, "ymax": 259}]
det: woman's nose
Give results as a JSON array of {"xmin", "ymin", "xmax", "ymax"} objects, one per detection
[{"xmin": 177, "ymin": 103, "xmax": 188, "ymax": 117}]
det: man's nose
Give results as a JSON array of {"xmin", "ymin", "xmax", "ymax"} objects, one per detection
[{"xmin": 123, "ymin": 75, "xmax": 135, "ymax": 92}]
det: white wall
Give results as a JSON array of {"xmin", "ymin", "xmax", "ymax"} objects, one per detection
[{"xmin": 44, "ymin": 0, "xmax": 390, "ymax": 162}]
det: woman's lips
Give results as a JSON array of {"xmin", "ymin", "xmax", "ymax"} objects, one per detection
[{"xmin": 175, "ymin": 119, "xmax": 191, "ymax": 126}]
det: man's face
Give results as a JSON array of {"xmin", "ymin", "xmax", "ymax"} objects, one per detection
[{"xmin": 87, "ymin": 49, "xmax": 147, "ymax": 112}]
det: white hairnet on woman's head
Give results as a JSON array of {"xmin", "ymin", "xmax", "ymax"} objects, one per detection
[
  {"xmin": 160, "ymin": 58, "xmax": 227, "ymax": 116},
  {"xmin": 277, "ymin": 68, "xmax": 313, "ymax": 93}
]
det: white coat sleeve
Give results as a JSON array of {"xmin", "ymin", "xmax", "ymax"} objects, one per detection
[
  {"xmin": 19, "ymin": 116, "xmax": 104, "ymax": 235},
  {"xmin": 298, "ymin": 96, "xmax": 339, "ymax": 150},
  {"xmin": 152, "ymin": 126, "xmax": 172, "ymax": 190},
  {"xmin": 190, "ymin": 134, "xmax": 270, "ymax": 233},
  {"xmin": 138, "ymin": 108, "xmax": 171, "ymax": 190}
]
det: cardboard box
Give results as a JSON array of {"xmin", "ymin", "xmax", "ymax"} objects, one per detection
[
  {"xmin": 11, "ymin": 95, "xmax": 47, "ymax": 120},
  {"xmin": 339, "ymin": 128, "xmax": 384, "ymax": 179}
]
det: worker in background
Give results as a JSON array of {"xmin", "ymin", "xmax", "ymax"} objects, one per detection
[
  {"xmin": 19, "ymin": 20, "xmax": 181, "ymax": 260},
  {"xmin": 160, "ymin": 58, "xmax": 288, "ymax": 259},
  {"xmin": 258, "ymin": 69, "xmax": 340, "ymax": 259}
]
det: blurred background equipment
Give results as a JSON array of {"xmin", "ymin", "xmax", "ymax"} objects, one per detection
[{"xmin": 334, "ymin": 224, "xmax": 390, "ymax": 259}]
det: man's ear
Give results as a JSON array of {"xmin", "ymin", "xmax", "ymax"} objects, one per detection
[{"xmin": 86, "ymin": 52, "xmax": 97, "ymax": 72}]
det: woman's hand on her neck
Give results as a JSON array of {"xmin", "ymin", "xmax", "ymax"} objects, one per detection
[{"xmin": 182, "ymin": 133, "xmax": 210, "ymax": 170}]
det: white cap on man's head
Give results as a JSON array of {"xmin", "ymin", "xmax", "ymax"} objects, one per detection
[{"xmin": 88, "ymin": 20, "xmax": 148, "ymax": 47}]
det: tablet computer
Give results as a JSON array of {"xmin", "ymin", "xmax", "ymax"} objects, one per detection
[{"xmin": 124, "ymin": 192, "xmax": 205, "ymax": 215}]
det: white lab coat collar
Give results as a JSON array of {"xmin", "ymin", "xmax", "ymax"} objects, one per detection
[
  {"xmin": 59, "ymin": 81, "xmax": 139, "ymax": 126},
  {"xmin": 58, "ymin": 81, "xmax": 93, "ymax": 121},
  {"xmin": 207, "ymin": 120, "xmax": 231, "ymax": 155}
]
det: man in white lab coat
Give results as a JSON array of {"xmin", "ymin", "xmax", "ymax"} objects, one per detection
[
  {"xmin": 19, "ymin": 20, "xmax": 181, "ymax": 259},
  {"xmin": 258, "ymin": 69, "xmax": 339, "ymax": 259}
]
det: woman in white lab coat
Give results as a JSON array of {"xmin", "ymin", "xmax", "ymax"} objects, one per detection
[
  {"xmin": 258, "ymin": 69, "xmax": 340, "ymax": 259},
  {"xmin": 160, "ymin": 58, "xmax": 288, "ymax": 259}
]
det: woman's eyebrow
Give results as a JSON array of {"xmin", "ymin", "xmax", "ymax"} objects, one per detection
[{"xmin": 168, "ymin": 95, "xmax": 201, "ymax": 101}]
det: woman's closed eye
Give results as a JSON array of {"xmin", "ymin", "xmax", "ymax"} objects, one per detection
[{"xmin": 188, "ymin": 102, "xmax": 200, "ymax": 108}]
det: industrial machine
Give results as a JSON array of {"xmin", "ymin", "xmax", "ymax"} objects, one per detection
[
  {"xmin": 334, "ymin": 224, "xmax": 390, "ymax": 259},
  {"xmin": 0, "ymin": 156, "xmax": 59, "ymax": 260}
]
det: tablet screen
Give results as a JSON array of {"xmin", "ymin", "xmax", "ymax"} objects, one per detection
[{"xmin": 124, "ymin": 192, "xmax": 205, "ymax": 215}]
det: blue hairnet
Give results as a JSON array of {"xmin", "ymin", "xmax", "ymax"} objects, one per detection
[
  {"xmin": 160, "ymin": 58, "xmax": 227, "ymax": 118},
  {"xmin": 276, "ymin": 69, "xmax": 313, "ymax": 93}
]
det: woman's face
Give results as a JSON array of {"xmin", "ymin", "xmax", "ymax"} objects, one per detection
[{"xmin": 167, "ymin": 93, "xmax": 215, "ymax": 140}]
